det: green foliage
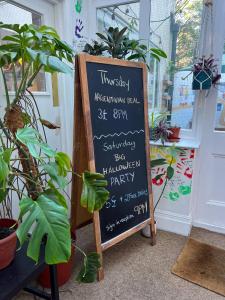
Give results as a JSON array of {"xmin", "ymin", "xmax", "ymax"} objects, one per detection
[
  {"xmin": 83, "ymin": 41, "xmax": 107, "ymax": 56},
  {"xmin": 0, "ymin": 23, "xmax": 107, "ymax": 281},
  {"xmin": 166, "ymin": 165, "xmax": 174, "ymax": 179},
  {"xmin": 77, "ymin": 253, "xmax": 101, "ymax": 283},
  {"xmin": 17, "ymin": 195, "xmax": 71, "ymax": 264},
  {"xmin": 151, "ymin": 158, "xmax": 167, "ymax": 168},
  {"xmin": 44, "ymin": 181, "xmax": 68, "ymax": 209},
  {"xmin": 83, "ymin": 26, "xmax": 167, "ymax": 66},
  {"xmin": 55, "ymin": 152, "xmax": 71, "ymax": 176},
  {"xmin": 0, "ymin": 22, "xmax": 74, "ymax": 74},
  {"xmin": 0, "ymin": 149, "xmax": 11, "ymax": 190},
  {"xmin": 43, "ymin": 162, "xmax": 68, "ymax": 189},
  {"xmin": 81, "ymin": 171, "xmax": 110, "ymax": 213},
  {"xmin": 16, "ymin": 127, "xmax": 55, "ymax": 158},
  {"xmin": 175, "ymin": 0, "xmax": 202, "ymax": 69}
]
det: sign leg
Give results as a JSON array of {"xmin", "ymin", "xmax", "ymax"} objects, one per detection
[
  {"xmin": 98, "ymin": 265, "xmax": 104, "ymax": 281},
  {"xmin": 93, "ymin": 211, "xmax": 104, "ymax": 281},
  {"xmin": 150, "ymin": 220, "xmax": 156, "ymax": 246}
]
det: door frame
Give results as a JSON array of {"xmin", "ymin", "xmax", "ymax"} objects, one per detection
[{"xmin": 192, "ymin": 0, "xmax": 225, "ymax": 233}]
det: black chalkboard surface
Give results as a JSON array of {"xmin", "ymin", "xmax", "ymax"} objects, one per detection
[
  {"xmin": 75, "ymin": 54, "xmax": 155, "ymax": 268},
  {"xmin": 85, "ymin": 59, "xmax": 151, "ymax": 244}
]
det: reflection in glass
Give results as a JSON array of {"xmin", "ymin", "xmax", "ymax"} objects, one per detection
[
  {"xmin": 97, "ymin": 2, "xmax": 140, "ymax": 40},
  {"xmin": 149, "ymin": 0, "xmax": 203, "ymax": 129},
  {"xmin": 214, "ymin": 47, "xmax": 225, "ymax": 131},
  {"xmin": 0, "ymin": 1, "xmax": 46, "ymax": 92}
]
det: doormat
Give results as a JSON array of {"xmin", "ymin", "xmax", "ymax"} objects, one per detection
[{"xmin": 171, "ymin": 238, "xmax": 225, "ymax": 297}]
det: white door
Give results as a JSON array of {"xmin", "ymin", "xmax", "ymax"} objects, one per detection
[
  {"xmin": 0, "ymin": 0, "xmax": 62, "ymax": 152},
  {"xmin": 193, "ymin": 0, "xmax": 225, "ymax": 233}
]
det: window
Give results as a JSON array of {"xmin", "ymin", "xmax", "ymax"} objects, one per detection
[
  {"xmin": 96, "ymin": 2, "xmax": 140, "ymax": 40},
  {"xmin": 214, "ymin": 43, "xmax": 225, "ymax": 131},
  {"xmin": 149, "ymin": 0, "xmax": 203, "ymax": 130},
  {"xmin": 0, "ymin": 1, "xmax": 46, "ymax": 92},
  {"xmin": 95, "ymin": 0, "xmax": 203, "ymax": 134}
]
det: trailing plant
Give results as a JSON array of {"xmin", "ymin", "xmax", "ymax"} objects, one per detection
[
  {"xmin": 83, "ymin": 26, "xmax": 167, "ymax": 65},
  {"xmin": 0, "ymin": 23, "xmax": 109, "ymax": 282},
  {"xmin": 183, "ymin": 54, "xmax": 221, "ymax": 85},
  {"xmin": 150, "ymin": 112, "xmax": 171, "ymax": 145},
  {"xmin": 193, "ymin": 55, "xmax": 221, "ymax": 84}
]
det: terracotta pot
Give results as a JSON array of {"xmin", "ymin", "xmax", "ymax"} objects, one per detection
[
  {"xmin": 168, "ymin": 127, "xmax": 181, "ymax": 142},
  {"xmin": 38, "ymin": 243, "xmax": 75, "ymax": 288},
  {"xmin": 0, "ymin": 218, "xmax": 18, "ymax": 270}
]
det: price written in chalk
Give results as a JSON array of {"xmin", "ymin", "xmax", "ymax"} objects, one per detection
[{"xmin": 98, "ymin": 108, "xmax": 128, "ymax": 121}]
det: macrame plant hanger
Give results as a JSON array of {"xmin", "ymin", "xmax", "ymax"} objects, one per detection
[{"xmin": 193, "ymin": 0, "xmax": 214, "ymax": 91}]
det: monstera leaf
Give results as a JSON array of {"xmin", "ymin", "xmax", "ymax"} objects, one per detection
[
  {"xmin": 16, "ymin": 127, "xmax": 55, "ymax": 158},
  {"xmin": 77, "ymin": 252, "xmax": 101, "ymax": 283},
  {"xmin": 16, "ymin": 195, "xmax": 71, "ymax": 264},
  {"xmin": 81, "ymin": 171, "xmax": 109, "ymax": 213}
]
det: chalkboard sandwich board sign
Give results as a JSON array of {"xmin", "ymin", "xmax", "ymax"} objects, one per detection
[{"xmin": 71, "ymin": 53, "xmax": 155, "ymax": 280}]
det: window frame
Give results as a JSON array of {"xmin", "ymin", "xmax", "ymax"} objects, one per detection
[
  {"xmin": 88, "ymin": 0, "xmax": 204, "ymax": 146},
  {"xmin": 0, "ymin": 0, "xmax": 52, "ymax": 96}
]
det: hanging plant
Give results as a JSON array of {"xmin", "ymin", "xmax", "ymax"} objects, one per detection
[{"xmin": 192, "ymin": 55, "xmax": 221, "ymax": 90}]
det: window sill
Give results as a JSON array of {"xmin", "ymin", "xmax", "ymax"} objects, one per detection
[{"xmin": 150, "ymin": 139, "xmax": 200, "ymax": 149}]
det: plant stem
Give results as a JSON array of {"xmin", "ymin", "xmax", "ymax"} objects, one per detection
[
  {"xmin": 154, "ymin": 177, "xmax": 168, "ymax": 212},
  {"xmin": 14, "ymin": 62, "xmax": 32, "ymax": 104},
  {"xmin": 12, "ymin": 63, "xmax": 18, "ymax": 94},
  {"xmin": 154, "ymin": 156, "xmax": 174, "ymax": 212},
  {"xmin": 27, "ymin": 64, "xmax": 43, "ymax": 89},
  {"xmin": 1, "ymin": 67, "xmax": 10, "ymax": 108}
]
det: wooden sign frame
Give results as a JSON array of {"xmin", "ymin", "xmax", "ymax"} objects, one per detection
[{"xmin": 71, "ymin": 53, "xmax": 156, "ymax": 280}]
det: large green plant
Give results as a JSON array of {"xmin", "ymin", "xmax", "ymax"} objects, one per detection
[
  {"xmin": 84, "ymin": 27, "xmax": 167, "ymax": 64},
  {"xmin": 0, "ymin": 23, "xmax": 109, "ymax": 282}
]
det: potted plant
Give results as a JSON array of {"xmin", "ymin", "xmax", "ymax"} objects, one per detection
[
  {"xmin": 0, "ymin": 22, "xmax": 109, "ymax": 284},
  {"xmin": 149, "ymin": 112, "xmax": 171, "ymax": 145},
  {"xmin": 167, "ymin": 124, "xmax": 181, "ymax": 142},
  {"xmin": 192, "ymin": 55, "xmax": 221, "ymax": 90},
  {"xmin": 83, "ymin": 26, "xmax": 167, "ymax": 64}
]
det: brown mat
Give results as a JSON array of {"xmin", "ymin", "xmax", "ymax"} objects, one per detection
[{"xmin": 171, "ymin": 238, "xmax": 225, "ymax": 297}]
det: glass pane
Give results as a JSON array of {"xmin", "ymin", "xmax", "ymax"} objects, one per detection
[
  {"xmin": 149, "ymin": 0, "xmax": 203, "ymax": 129},
  {"xmin": 96, "ymin": 2, "xmax": 140, "ymax": 39},
  {"xmin": 214, "ymin": 47, "xmax": 225, "ymax": 131},
  {"xmin": 0, "ymin": 1, "xmax": 46, "ymax": 92}
]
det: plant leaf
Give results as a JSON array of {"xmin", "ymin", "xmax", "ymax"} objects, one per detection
[
  {"xmin": 44, "ymin": 180, "xmax": 68, "ymax": 208},
  {"xmin": 0, "ymin": 155, "xmax": 9, "ymax": 185},
  {"xmin": 16, "ymin": 195, "xmax": 71, "ymax": 264},
  {"xmin": 43, "ymin": 162, "xmax": 67, "ymax": 189},
  {"xmin": 55, "ymin": 152, "xmax": 71, "ymax": 177},
  {"xmin": 16, "ymin": 127, "xmax": 55, "ymax": 158},
  {"xmin": 81, "ymin": 171, "xmax": 109, "ymax": 213},
  {"xmin": 77, "ymin": 252, "xmax": 101, "ymax": 283},
  {"xmin": 150, "ymin": 48, "xmax": 167, "ymax": 58},
  {"xmin": 167, "ymin": 166, "xmax": 174, "ymax": 179},
  {"xmin": 151, "ymin": 158, "xmax": 167, "ymax": 168},
  {"xmin": 47, "ymin": 56, "xmax": 72, "ymax": 74}
]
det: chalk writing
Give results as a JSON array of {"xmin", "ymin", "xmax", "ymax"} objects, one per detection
[
  {"xmin": 97, "ymin": 70, "xmax": 130, "ymax": 91},
  {"xmin": 102, "ymin": 160, "xmax": 141, "ymax": 176},
  {"xmin": 106, "ymin": 214, "xmax": 135, "ymax": 232},
  {"xmin": 94, "ymin": 92, "xmax": 140, "ymax": 104},
  {"xmin": 102, "ymin": 140, "xmax": 136, "ymax": 152},
  {"xmin": 93, "ymin": 129, "xmax": 144, "ymax": 140}
]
